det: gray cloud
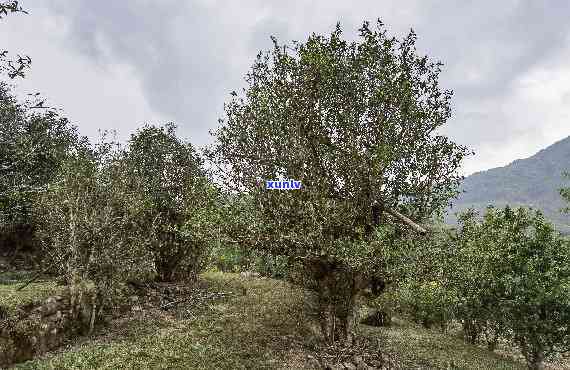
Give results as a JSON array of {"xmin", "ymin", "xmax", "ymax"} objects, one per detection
[
  {"xmin": 45, "ymin": 0, "xmax": 238, "ymax": 145},
  {"xmin": 5, "ymin": 1, "xmax": 570, "ymax": 174}
]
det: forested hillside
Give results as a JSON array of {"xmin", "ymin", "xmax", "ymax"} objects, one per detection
[{"xmin": 447, "ymin": 136, "xmax": 570, "ymax": 232}]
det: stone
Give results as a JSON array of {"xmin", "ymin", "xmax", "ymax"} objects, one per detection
[
  {"xmin": 0, "ymin": 284, "xmax": 102, "ymax": 368},
  {"xmin": 343, "ymin": 362, "xmax": 357, "ymax": 370},
  {"xmin": 240, "ymin": 271, "xmax": 261, "ymax": 279},
  {"xmin": 325, "ymin": 364, "xmax": 345, "ymax": 370},
  {"xmin": 306, "ymin": 354, "xmax": 320, "ymax": 369}
]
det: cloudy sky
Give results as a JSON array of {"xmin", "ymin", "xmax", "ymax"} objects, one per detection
[{"xmin": 2, "ymin": 1, "xmax": 570, "ymax": 175}]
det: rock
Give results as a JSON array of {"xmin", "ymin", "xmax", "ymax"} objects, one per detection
[
  {"xmin": 306, "ymin": 354, "xmax": 320, "ymax": 369},
  {"xmin": 240, "ymin": 271, "xmax": 261, "ymax": 279},
  {"xmin": 353, "ymin": 356, "xmax": 368, "ymax": 369},
  {"xmin": 40, "ymin": 298, "xmax": 60, "ymax": 317},
  {"xmin": 0, "ymin": 284, "xmax": 103, "ymax": 368}
]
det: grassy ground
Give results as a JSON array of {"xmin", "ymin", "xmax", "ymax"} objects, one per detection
[
  {"xmin": 0, "ymin": 270, "xmax": 60, "ymax": 316},
  {"xmin": 364, "ymin": 320, "xmax": 525, "ymax": 370},
  {"xmin": 3, "ymin": 272, "xmax": 567, "ymax": 369}
]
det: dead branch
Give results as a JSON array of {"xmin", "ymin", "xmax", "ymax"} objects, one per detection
[{"xmin": 384, "ymin": 207, "xmax": 427, "ymax": 234}]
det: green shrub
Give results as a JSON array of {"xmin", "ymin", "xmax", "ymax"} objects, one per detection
[
  {"xmin": 35, "ymin": 144, "xmax": 155, "ymax": 309},
  {"xmin": 210, "ymin": 244, "xmax": 290, "ymax": 279},
  {"xmin": 393, "ymin": 280, "xmax": 457, "ymax": 332},
  {"xmin": 211, "ymin": 245, "xmax": 249, "ymax": 273},
  {"xmin": 123, "ymin": 124, "xmax": 218, "ymax": 282},
  {"xmin": 251, "ymin": 253, "xmax": 289, "ymax": 279},
  {"xmin": 208, "ymin": 19, "xmax": 469, "ymax": 344},
  {"xmin": 0, "ymin": 83, "xmax": 84, "ymax": 258},
  {"xmin": 452, "ymin": 206, "xmax": 570, "ymax": 369}
]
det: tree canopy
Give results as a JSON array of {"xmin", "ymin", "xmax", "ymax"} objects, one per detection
[
  {"xmin": 210, "ymin": 20, "xmax": 470, "ymax": 265},
  {"xmin": 209, "ymin": 19, "xmax": 470, "ymax": 343}
]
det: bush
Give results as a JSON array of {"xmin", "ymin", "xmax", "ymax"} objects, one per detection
[
  {"xmin": 0, "ymin": 83, "xmax": 83, "ymax": 259},
  {"xmin": 251, "ymin": 253, "xmax": 289, "ymax": 279},
  {"xmin": 35, "ymin": 142, "xmax": 155, "ymax": 310},
  {"xmin": 393, "ymin": 280, "xmax": 456, "ymax": 332},
  {"xmin": 123, "ymin": 124, "xmax": 218, "ymax": 282},
  {"xmin": 211, "ymin": 245, "xmax": 250, "ymax": 273},
  {"xmin": 452, "ymin": 206, "xmax": 570, "ymax": 369},
  {"xmin": 209, "ymin": 20, "xmax": 469, "ymax": 344},
  {"xmin": 210, "ymin": 243, "xmax": 290, "ymax": 279}
]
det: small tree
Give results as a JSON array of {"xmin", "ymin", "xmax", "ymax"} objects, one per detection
[
  {"xmin": 35, "ymin": 139, "xmax": 155, "ymax": 310},
  {"xmin": 502, "ymin": 209, "xmax": 570, "ymax": 369},
  {"xmin": 124, "ymin": 124, "xmax": 217, "ymax": 281},
  {"xmin": 453, "ymin": 206, "xmax": 570, "ymax": 369},
  {"xmin": 388, "ymin": 225, "xmax": 459, "ymax": 333},
  {"xmin": 210, "ymin": 20, "xmax": 470, "ymax": 343},
  {"xmin": 452, "ymin": 208, "xmax": 510, "ymax": 349},
  {"xmin": 0, "ymin": 83, "xmax": 83, "ymax": 258}
]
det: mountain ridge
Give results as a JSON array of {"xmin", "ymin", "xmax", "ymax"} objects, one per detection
[{"xmin": 446, "ymin": 136, "xmax": 570, "ymax": 233}]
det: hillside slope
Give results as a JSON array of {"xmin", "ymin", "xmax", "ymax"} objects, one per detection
[
  {"xmin": 447, "ymin": 136, "xmax": 570, "ymax": 232},
  {"xmin": 10, "ymin": 272, "xmax": 534, "ymax": 369}
]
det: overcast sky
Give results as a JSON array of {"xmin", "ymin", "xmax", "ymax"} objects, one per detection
[{"xmin": 2, "ymin": 1, "xmax": 570, "ymax": 176}]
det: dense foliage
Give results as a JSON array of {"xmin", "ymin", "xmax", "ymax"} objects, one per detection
[
  {"xmin": 0, "ymin": 83, "xmax": 83, "ymax": 257},
  {"xmin": 209, "ymin": 19, "xmax": 470, "ymax": 343},
  {"xmin": 33, "ymin": 124, "xmax": 220, "ymax": 315},
  {"xmin": 122, "ymin": 124, "xmax": 218, "ymax": 281},
  {"xmin": 35, "ymin": 140, "xmax": 155, "ymax": 307},
  {"xmin": 3, "ymin": 6, "xmax": 569, "ymax": 367},
  {"xmin": 439, "ymin": 206, "xmax": 570, "ymax": 369}
]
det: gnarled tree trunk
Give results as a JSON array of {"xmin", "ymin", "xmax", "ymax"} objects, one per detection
[{"xmin": 306, "ymin": 257, "xmax": 367, "ymax": 345}]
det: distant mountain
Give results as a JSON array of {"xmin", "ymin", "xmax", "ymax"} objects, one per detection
[{"xmin": 446, "ymin": 136, "xmax": 570, "ymax": 233}]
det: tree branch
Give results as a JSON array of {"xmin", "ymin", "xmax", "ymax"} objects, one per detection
[{"xmin": 384, "ymin": 206, "xmax": 427, "ymax": 234}]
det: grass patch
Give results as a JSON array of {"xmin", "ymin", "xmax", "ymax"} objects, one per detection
[
  {"xmin": 6, "ymin": 272, "xmax": 560, "ymax": 369},
  {"xmin": 12, "ymin": 272, "xmax": 314, "ymax": 370},
  {"xmin": 363, "ymin": 319, "xmax": 525, "ymax": 369},
  {"xmin": 0, "ymin": 271, "xmax": 60, "ymax": 316}
]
